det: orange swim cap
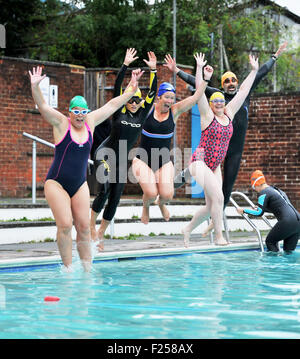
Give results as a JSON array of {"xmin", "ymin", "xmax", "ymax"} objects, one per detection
[
  {"xmin": 221, "ymin": 71, "xmax": 238, "ymax": 88},
  {"xmin": 250, "ymin": 170, "xmax": 266, "ymax": 189}
]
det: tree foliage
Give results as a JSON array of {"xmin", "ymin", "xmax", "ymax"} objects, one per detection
[{"xmin": 1, "ymin": 0, "xmax": 299, "ymax": 91}]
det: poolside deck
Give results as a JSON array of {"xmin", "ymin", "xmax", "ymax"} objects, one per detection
[{"xmin": 0, "ymin": 197, "xmax": 268, "ymax": 268}]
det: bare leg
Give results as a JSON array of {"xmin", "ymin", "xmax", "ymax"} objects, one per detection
[
  {"xmin": 71, "ymin": 182, "xmax": 93, "ymax": 271},
  {"xmin": 182, "ymin": 205, "xmax": 210, "ymax": 247},
  {"xmin": 96, "ymin": 218, "xmax": 110, "ymax": 251},
  {"xmin": 44, "ymin": 180, "xmax": 73, "ymax": 269},
  {"xmin": 201, "ymin": 219, "xmax": 214, "ymax": 238},
  {"xmin": 185, "ymin": 161, "xmax": 227, "ymax": 247},
  {"xmin": 132, "ymin": 158, "xmax": 158, "ymax": 224},
  {"xmin": 155, "ymin": 161, "xmax": 174, "ymax": 222},
  {"xmin": 90, "ymin": 209, "xmax": 99, "ymax": 242},
  {"xmin": 209, "ymin": 167, "xmax": 227, "ymax": 246}
]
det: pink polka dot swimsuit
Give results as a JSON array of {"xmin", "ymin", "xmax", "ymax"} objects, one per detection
[{"xmin": 190, "ymin": 116, "xmax": 233, "ymax": 172}]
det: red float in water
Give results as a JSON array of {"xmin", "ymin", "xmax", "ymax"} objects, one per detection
[{"xmin": 44, "ymin": 296, "xmax": 60, "ymax": 302}]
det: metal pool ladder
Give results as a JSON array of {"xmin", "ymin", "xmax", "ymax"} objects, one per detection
[{"xmin": 226, "ymin": 191, "xmax": 274, "ymax": 252}]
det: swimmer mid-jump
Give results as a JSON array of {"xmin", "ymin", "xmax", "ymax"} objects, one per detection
[
  {"xmin": 90, "ymin": 48, "xmax": 157, "ymax": 250},
  {"xmin": 236, "ymin": 170, "xmax": 300, "ymax": 253},
  {"xmin": 29, "ymin": 66, "xmax": 141, "ymax": 271},
  {"xmin": 181, "ymin": 53, "xmax": 259, "ymax": 247},
  {"xmin": 132, "ymin": 53, "xmax": 211, "ymax": 225}
]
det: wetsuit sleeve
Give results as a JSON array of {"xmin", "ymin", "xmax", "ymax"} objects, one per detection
[
  {"xmin": 244, "ymin": 194, "xmax": 267, "ymax": 216},
  {"xmin": 248, "ymin": 57, "xmax": 276, "ymax": 94},
  {"xmin": 113, "ymin": 64, "xmax": 128, "ymax": 98},
  {"xmin": 205, "ymin": 86, "xmax": 221, "ymax": 98},
  {"xmin": 177, "ymin": 70, "xmax": 195, "ymax": 87},
  {"xmin": 141, "ymin": 70, "xmax": 157, "ymax": 117}
]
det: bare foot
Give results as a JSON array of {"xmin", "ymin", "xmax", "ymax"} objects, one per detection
[
  {"xmin": 97, "ymin": 239, "xmax": 105, "ymax": 252},
  {"xmin": 141, "ymin": 205, "xmax": 150, "ymax": 224},
  {"xmin": 158, "ymin": 203, "xmax": 170, "ymax": 222},
  {"xmin": 181, "ymin": 228, "xmax": 190, "ymax": 248},
  {"xmin": 214, "ymin": 237, "xmax": 228, "ymax": 246},
  {"xmin": 81, "ymin": 260, "xmax": 92, "ymax": 272},
  {"xmin": 201, "ymin": 221, "xmax": 213, "ymax": 238}
]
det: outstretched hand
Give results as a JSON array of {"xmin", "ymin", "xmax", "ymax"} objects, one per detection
[
  {"xmin": 143, "ymin": 51, "xmax": 157, "ymax": 70},
  {"xmin": 163, "ymin": 54, "xmax": 177, "ymax": 73},
  {"xmin": 126, "ymin": 68, "xmax": 144, "ymax": 93},
  {"xmin": 124, "ymin": 48, "xmax": 139, "ymax": 66},
  {"xmin": 203, "ymin": 65, "xmax": 213, "ymax": 81},
  {"xmin": 275, "ymin": 41, "xmax": 288, "ymax": 58},
  {"xmin": 29, "ymin": 66, "xmax": 46, "ymax": 86},
  {"xmin": 194, "ymin": 52, "xmax": 207, "ymax": 68},
  {"xmin": 249, "ymin": 54, "xmax": 259, "ymax": 71}
]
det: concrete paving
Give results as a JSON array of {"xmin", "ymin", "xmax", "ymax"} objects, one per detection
[{"xmin": 0, "ymin": 197, "xmax": 267, "ymax": 267}]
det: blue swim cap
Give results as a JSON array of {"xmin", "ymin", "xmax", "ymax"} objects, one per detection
[{"xmin": 158, "ymin": 82, "xmax": 176, "ymax": 97}]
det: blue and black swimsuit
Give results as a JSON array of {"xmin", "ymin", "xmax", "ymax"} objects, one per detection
[
  {"xmin": 46, "ymin": 121, "xmax": 93, "ymax": 197},
  {"xmin": 136, "ymin": 107, "xmax": 175, "ymax": 173},
  {"xmin": 244, "ymin": 186, "xmax": 300, "ymax": 252}
]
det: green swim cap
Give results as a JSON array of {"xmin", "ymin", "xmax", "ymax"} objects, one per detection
[{"xmin": 69, "ymin": 95, "xmax": 90, "ymax": 112}]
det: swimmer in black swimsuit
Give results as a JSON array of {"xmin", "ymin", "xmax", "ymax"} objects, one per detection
[
  {"xmin": 236, "ymin": 170, "xmax": 300, "ymax": 253},
  {"xmin": 29, "ymin": 66, "xmax": 141, "ymax": 270},
  {"xmin": 90, "ymin": 49, "xmax": 157, "ymax": 249},
  {"xmin": 165, "ymin": 42, "xmax": 287, "ymax": 235},
  {"xmin": 132, "ymin": 53, "xmax": 211, "ymax": 225}
]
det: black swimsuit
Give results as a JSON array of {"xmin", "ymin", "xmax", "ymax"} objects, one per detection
[{"xmin": 136, "ymin": 107, "xmax": 175, "ymax": 172}]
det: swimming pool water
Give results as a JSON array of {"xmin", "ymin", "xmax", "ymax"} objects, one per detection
[{"xmin": 1, "ymin": 249, "xmax": 300, "ymax": 339}]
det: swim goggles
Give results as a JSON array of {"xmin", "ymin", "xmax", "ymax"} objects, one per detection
[
  {"xmin": 210, "ymin": 99, "xmax": 225, "ymax": 104},
  {"xmin": 70, "ymin": 109, "xmax": 89, "ymax": 115},
  {"xmin": 127, "ymin": 97, "xmax": 142, "ymax": 105}
]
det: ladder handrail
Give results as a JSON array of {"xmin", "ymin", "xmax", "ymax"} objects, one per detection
[
  {"xmin": 229, "ymin": 194, "xmax": 265, "ymax": 252},
  {"xmin": 231, "ymin": 191, "xmax": 273, "ymax": 228}
]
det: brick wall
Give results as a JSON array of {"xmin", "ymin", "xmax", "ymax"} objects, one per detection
[
  {"xmin": 0, "ymin": 57, "xmax": 84, "ymax": 197},
  {"xmin": 1, "ymin": 56, "xmax": 299, "ymax": 209},
  {"xmin": 235, "ymin": 92, "xmax": 300, "ymax": 208}
]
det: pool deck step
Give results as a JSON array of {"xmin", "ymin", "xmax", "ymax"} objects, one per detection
[{"xmin": 0, "ymin": 198, "xmax": 275, "ymax": 245}]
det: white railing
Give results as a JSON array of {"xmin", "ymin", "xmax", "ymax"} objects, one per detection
[
  {"xmin": 229, "ymin": 191, "xmax": 273, "ymax": 252},
  {"xmin": 23, "ymin": 132, "xmax": 94, "ymax": 204},
  {"xmin": 22, "ymin": 132, "xmax": 117, "ymax": 238}
]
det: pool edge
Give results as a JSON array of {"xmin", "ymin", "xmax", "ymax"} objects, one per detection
[{"xmin": 0, "ymin": 242, "xmax": 261, "ymax": 271}]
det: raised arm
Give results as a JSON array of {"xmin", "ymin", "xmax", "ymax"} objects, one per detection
[
  {"xmin": 114, "ymin": 48, "xmax": 139, "ymax": 98},
  {"xmin": 225, "ymin": 54, "xmax": 259, "ymax": 119},
  {"xmin": 250, "ymin": 41, "xmax": 287, "ymax": 93},
  {"xmin": 164, "ymin": 53, "xmax": 195, "ymax": 88},
  {"xmin": 87, "ymin": 70, "xmax": 143, "ymax": 131},
  {"xmin": 164, "ymin": 53, "xmax": 219, "ymax": 98},
  {"xmin": 193, "ymin": 55, "xmax": 215, "ymax": 129},
  {"xmin": 140, "ymin": 51, "xmax": 157, "ymax": 115},
  {"xmin": 172, "ymin": 53, "xmax": 211, "ymax": 122},
  {"xmin": 29, "ymin": 66, "xmax": 66, "ymax": 128}
]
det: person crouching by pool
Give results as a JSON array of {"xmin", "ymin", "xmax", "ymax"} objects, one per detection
[
  {"xmin": 236, "ymin": 170, "xmax": 300, "ymax": 253},
  {"xmin": 29, "ymin": 66, "xmax": 141, "ymax": 271}
]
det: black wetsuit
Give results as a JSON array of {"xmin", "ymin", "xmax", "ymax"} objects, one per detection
[
  {"xmin": 92, "ymin": 65, "xmax": 157, "ymax": 221},
  {"xmin": 244, "ymin": 186, "xmax": 300, "ymax": 252},
  {"xmin": 175, "ymin": 57, "xmax": 277, "ymax": 207}
]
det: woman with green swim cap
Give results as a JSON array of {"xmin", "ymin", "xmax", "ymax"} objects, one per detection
[{"xmin": 29, "ymin": 66, "xmax": 141, "ymax": 272}]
